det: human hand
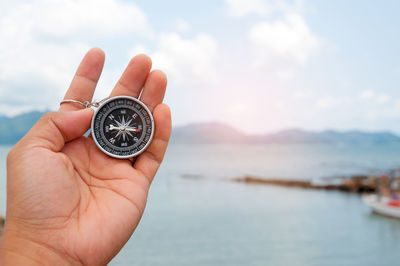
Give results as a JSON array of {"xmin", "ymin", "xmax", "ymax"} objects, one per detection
[{"xmin": 0, "ymin": 48, "xmax": 171, "ymax": 265}]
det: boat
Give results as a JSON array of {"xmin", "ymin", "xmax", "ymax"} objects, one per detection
[{"xmin": 362, "ymin": 194, "xmax": 400, "ymax": 219}]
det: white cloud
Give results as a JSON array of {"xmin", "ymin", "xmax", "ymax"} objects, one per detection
[
  {"xmin": 316, "ymin": 90, "xmax": 391, "ymax": 111},
  {"xmin": 249, "ymin": 13, "xmax": 320, "ymax": 65},
  {"xmin": 128, "ymin": 44, "xmax": 149, "ymax": 58},
  {"xmin": 224, "ymin": 0, "xmax": 308, "ymax": 18},
  {"xmin": 225, "ymin": 0, "xmax": 270, "ymax": 17},
  {"xmin": 377, "ymin": 95, "xmax": 390, "ymax": 103},
  {"xmin": 360, "ymin": 90, "xmax": 374, "ymax": 99},
  {"xmin": 151, "ymin": 33, "xmax": 218, "ymax": 86},
  {"xmin": 276, "ymin": 69, "xmax": 295, "ymax": 80},
  {"xmin": 4, "ymin": 0, "xmax": 150, "ymax": 39},
  {"xmin": 0, "ymin": 0, "xmax": 150, "ymax": 115},
  {"xmin": 293, "ymin": 90, "xmax": 315, "ymax": 100},
  {"xmin": 360, "ymin": 90, "xmax": 390, "ymax": 104},
  {"xmin": 0, "ymin": 41, "xmax": 90, "ymax": 112},
  {"xmin": 315, "ymin": 96, "xmax": 351, "ymax": 109}
]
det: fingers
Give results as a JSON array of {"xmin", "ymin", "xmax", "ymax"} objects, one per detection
[
  {"xmin": 60, "ymin": 48, "xmax": 105, "ymax": 111},
  {"xmin": 134, "ymin": 104, "xmax": 172, "ymax": 183},
  {"xmin": 109, "ymin": 54, "xmax": 152, "ymax": 98},
  {"xmin": 139, "ymin": 70, "xmax": 167, "ymax": 112},
  {"xmin": 109, "ymin": 55, "xmax": 168, "ymax": 183},
  {"xmin": 122, "ymin": 56, "xmax": 168, "ymax": 182},
  {"xmin": 20, "ymin": 109, "xmax": 94, "ymax": 152}
]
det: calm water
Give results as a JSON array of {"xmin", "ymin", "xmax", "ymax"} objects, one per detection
[{"xmin": 1, "ymin": 143, "xmax": 400, "ymax": 265}]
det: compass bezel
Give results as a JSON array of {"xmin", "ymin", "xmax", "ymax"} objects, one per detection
[{"xmin": 91, "ymin": 95, "xmax": 155, "ymax": 159}]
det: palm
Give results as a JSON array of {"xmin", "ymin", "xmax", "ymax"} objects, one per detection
[
  {"xmin": 20, "ymin": 137, "xmax": 147, "ymax": 264},
  {"xmin": 4, "ymin": 49, "xmax": 171, "ymax": 265}
]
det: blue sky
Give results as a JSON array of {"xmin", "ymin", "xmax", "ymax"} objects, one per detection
[{"xmin": 1, "ymin": 0, "xmax": 400, "ymax": 134}]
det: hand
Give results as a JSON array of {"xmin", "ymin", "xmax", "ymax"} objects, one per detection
[{"xmin": 0, "ymin": 48, "xmax": 171, "ymax": 265}]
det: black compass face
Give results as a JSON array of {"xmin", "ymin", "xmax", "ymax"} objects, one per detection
[{"xmin": 92, "ymin": 96, "xmax": 154, "ymax": 158}]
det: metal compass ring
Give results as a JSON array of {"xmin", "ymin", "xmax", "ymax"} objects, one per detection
[
  {"xmin": 60, "ymin": 98, "xmax": 109, "ymax": 108},
  {"xmin": 90, "ymin": 95, "xmax": 154, "ymax": 159}
]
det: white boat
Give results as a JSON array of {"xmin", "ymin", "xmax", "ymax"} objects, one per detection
[{"xmin": 362, "ymin": 194, "xmax": 400, "ymax": 219}]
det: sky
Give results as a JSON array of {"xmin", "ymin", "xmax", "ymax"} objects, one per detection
[{"xmin": 0, "ymin": 0, "xmax": 400, "ymax": 134}]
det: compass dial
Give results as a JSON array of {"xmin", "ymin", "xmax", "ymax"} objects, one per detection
[{"xmin": 91, "ymin": 96, "xmax": 154, "ymax": 158}]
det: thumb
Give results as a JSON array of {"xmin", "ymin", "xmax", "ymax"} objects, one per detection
[{"xmin": 21, "ymin": 108, "xmax": 94, "ymax": 152}]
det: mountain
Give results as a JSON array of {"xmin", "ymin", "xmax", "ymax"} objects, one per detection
[
  {"xmin": 258, "ymin": 129, "xmax": 400, "ymax": 144},
  {"xmin": 171, "ymin": 124, "xmax": 400, "ymax": 144},
  {"xmin": 0, "ymin": 111, "xmax": 46, "ymax": 144},
  {"xmin": 1, "ymin": 111, "xmax": 400, "ymax": 145}
]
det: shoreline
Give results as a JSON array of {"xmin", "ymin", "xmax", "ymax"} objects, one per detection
[{"xmin": 231, "ymin": 175, "xmax": 382, "ymax": 193}]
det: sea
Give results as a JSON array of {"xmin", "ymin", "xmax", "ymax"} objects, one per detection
[{"xmin": 1, "ymin": 143, "xmax": 400, "ymax": 266}]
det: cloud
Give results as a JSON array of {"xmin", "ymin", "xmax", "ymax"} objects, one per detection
[
  {"xmin": 4, "ymin": 0, "xmax": 150, "ymax": 39},
  {"xmin": 293, "ymin": 90, "xmax": 315, "ymax": 100},
  {"xmin": 0, "ymin": 0, "xmax": 150, "ymax": 115},
  {"xmin": 151, "ymin": 33, "xmax": 218, "ymax": 86},
  {"xmin": 0, "ymin": 41, "xmax": 90, "ymax": 112},
  {"xmin": 128, "ymin": 44, "xmax": 149, "ymax": 57},
  {"xmin": 360, "ymin": 90, "xmax": 390, "ymax": 104},
  {"xmin": 224, "ymin": 0, "xmax": 308, "ymax": 18},
  {"xmin": 360, "ymin": 90, "xmax": 374, "ymax": 99},
  {"xmin": 225, "ymin": 0, "xmax": 270, "ymax": 17},
  {"xmin": 315, "ymin": 96, "xmax": 352, "ymax": 109},
  {"xmin": 377, "ymin": 95, "xmax": 390, "ymax": 103},
  {"xmin": 248, "ymin": 13, "xmax": 320, "ymax": 66}
]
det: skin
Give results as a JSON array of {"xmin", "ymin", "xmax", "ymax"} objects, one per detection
[{"xmin": 0, "ymin": 48, "xmax": 171, "ymax": 265}]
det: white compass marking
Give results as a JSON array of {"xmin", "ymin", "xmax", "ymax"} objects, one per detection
[
  {"xmin": 115, "ymin": 119, "xmax": 123, "ymax": 127},
  {"xmin": 115, "ymin": 130, "xmax": 122, "ymax": 139},
  {"xmin": 126, "ymin": 131, "xmax": 133, "ymax": 138},
  {"xmin": 107, "ymin": 113, "xmax": 143, "ymax": 146},
  {"xmin": 126, "ymin": 118, "xmax": 132, "ymax": 127}
]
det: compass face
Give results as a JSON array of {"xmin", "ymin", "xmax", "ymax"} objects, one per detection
[{"xmin": 91, "ymin": 96, "xmax": 154, "ymax": 159}]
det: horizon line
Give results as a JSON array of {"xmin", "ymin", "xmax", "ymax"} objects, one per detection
[{"xmin": 2, "ymin": 109, "xmax": 399, "ymax": 136}]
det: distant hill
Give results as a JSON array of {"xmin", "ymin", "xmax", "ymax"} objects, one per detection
[
  {"xmin": 1, "ymin": 111, "xmax": 400, "ymax": 145},
  {"xmin": 258, "ymin": 129, "xmax": 400, "ymax": 144},
  {"xmin": 0, "ymin": 111, "xmax": 45, "ymax": 144},
  {"xmin": 171, "ymin": 123, "xmax": 400, "ymax": 144}
]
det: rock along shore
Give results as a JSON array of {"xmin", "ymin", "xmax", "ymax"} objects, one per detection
[{"xmin": 232, "ymin": 175, "xmax": 379, "ymax": 193}]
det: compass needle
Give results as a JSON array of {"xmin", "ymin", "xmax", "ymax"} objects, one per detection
[{"xmin": 126, "ymin": 127, "xmax": 140, "ymax": 133}]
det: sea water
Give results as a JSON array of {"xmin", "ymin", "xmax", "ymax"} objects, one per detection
[{"xmin": 1, "ymin": 143, "xmax": 400, "ymax": 266}]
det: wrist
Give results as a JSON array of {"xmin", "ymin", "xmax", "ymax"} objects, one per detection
[{"xmin": 0, "ymin": 224, "xmax": 80, "ymax": 265}]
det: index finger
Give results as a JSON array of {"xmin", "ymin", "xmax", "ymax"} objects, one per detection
[
  {"xmin": 109, "ymin": 54, "xmax": 152, "ymax": 98},
  {"xmin": 59, "ymin": 48, "xmax": 105, "ymax": 112}
]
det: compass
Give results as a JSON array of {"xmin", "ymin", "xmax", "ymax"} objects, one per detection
[{"xmin": 91, "ymin": 96, "xmax": 154, "ymax": 159}]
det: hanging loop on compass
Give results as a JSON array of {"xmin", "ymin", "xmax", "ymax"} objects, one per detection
[{"xmin": 59, "ymin": 97, "xmax": 109, "ymax": 108}]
